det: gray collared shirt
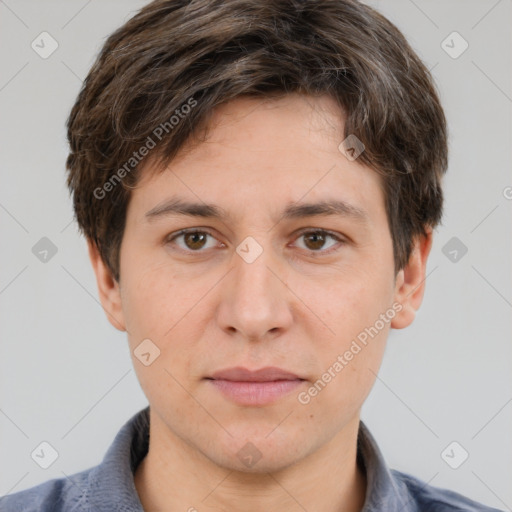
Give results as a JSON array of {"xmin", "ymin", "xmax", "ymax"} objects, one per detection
[{"xmin": 0, "ymin": 406, "xmax": 503, "ymax": 511}]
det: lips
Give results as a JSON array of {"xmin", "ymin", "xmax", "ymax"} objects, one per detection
[
  {"xmin": 208, "ymin": 366, "xmax": 303, "ymax": 382},
  {"xmin": 206, "ymin": 366, "xmax": 305, "ymax": 406}
]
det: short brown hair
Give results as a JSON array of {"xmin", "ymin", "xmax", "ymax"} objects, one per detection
[{"xmin": 66, "ymin": 0, "xmax": 448, "ymax": 283}]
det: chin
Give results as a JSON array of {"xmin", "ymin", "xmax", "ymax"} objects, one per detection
[{"xmin": 204, "ymin": 430, "xmax": 310, "ymax": 474}]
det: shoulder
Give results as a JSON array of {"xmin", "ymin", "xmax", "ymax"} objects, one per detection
[
  {"xmin": 391, "ymin": 469, "xmax": 505, "ymax": 512},
  {"xmin": 0, "ymin": 467, "xmax": 92, "ymax": 512}
]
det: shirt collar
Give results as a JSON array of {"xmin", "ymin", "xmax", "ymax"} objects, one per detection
[
  {"xmin": 85, "ymin": 406, "xmax": 410, "ymax": 511},
  {"xmin": 357, "ymin": 420, "xmax": 411, "ymax": 511},
  {"xmin": 86, "ymin": 406, "xmax": 149, "ymax": 511}
]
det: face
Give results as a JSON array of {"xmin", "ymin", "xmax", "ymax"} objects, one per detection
[{"xmin": 89, "ymin": 93, "xmax": 431, "ymax": 473}]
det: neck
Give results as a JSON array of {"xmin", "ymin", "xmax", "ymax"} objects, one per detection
[{"xmin": 134, "ymin": 410, "xmax": 367, "ymax": 512}]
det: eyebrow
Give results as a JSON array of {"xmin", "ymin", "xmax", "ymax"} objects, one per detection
[{"xmin": 144, "ymin": 197, "xmax": 369, "ymax": 224}]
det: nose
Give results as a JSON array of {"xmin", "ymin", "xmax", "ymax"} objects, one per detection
[{"xmin": 216, "ymin": 240, "xmax": 294, "ymax": 342}]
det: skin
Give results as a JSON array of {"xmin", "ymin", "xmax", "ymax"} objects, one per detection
[{"xmin": 88, "ymin": 93, "xmax": 432, "ymax": 512}]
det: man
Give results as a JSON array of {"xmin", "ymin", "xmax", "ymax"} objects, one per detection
[{"xmin": 1, "ymin": 0, "xmax": 503, "ymax": 510}]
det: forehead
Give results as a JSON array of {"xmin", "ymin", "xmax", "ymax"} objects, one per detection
[{"xmin": 130, "ymin": 93, "xmax": 386, "ymax": 227}]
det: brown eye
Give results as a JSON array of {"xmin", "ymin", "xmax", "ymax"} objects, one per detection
[
  {"xmin": 294, "ymin": 230, "xmax": 343, "ymax": 253},
  {"xmin": 303, "ymin": 232, "xmax": 327, "ymax": 250},
  {"xmin": 168, "ymin": 230, "xmax": 217, "ymax": 252},
  {"xmin": 183, "ymin": 232, "xmax": 208, "ymax": 250}
]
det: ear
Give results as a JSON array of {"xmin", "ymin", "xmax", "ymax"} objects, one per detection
[
  {"xmin": 391, "ymin": 227, "xmax": 433, "ymax": 329},
  {"xmin": 87, "ymin": 238, "xmax": 126, "ymax": 332}
]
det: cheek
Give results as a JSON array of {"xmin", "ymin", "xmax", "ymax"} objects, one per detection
[
  {"xmin": 120, "ymin": 255, "xmax": 194, "ymax": 340},
  {"xmin": 120, "ymin": 259, "xmax": 215, "ymax": 386},
  {"xmin": 122, "ymin": 266, "xmax": 201, "ymax": 405},
  {"xmin": 299, "ymin": 320, "xmax": 389, "ymax": 423},
  {"xmin": 293, "ymin": 261, "xmax": 394, "ymax": 339},
  {"xmin": 293, "ymin": 265, "xmax": 393, "ymax": 397}
]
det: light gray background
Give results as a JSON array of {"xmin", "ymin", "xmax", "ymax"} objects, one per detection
[{"xmin": 1, "ymin": 0, "xmax": 511, "ymax": 509}]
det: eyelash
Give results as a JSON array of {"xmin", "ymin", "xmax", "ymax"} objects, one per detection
[{"xmin": 166, "ymin": 228, "xmax": 346, "ymax": 256}]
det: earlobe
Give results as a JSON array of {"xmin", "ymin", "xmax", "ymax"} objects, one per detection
[
  {"xmin": 390, "ymin": 228, "xmax": 433, "ymax": 330},
  {"xmin": 87, "ymin": 239, "xmax": 127, "ymax": 332}
]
